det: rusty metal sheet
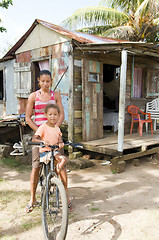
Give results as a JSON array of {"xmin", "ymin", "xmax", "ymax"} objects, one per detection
[{"xmin": 16, "ymin": 51, "xmax": 32, "ymax": 63}]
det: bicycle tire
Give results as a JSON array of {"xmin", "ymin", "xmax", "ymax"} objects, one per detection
[
  {"xmin": 40, "ymin": 164, "xmax": 46, "ymax": 205},
  {"xmin": 42, "ymin": 176, "xmax": 68, "ymax": 240}
]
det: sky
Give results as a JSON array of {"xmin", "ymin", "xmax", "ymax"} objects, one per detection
[{"xmin": 0, "ymin": 0, "xmax": 100, "ymax": 57}]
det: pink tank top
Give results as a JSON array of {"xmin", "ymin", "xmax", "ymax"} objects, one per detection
[{"xmin": 34, "ymin": 90, "xmax": 56, "ymax": 127}]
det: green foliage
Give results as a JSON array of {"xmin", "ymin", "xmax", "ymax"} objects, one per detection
[
  {"xmin": 0, "ymin": 177, "xmax": 3, "ymax": 182},
  {"xmin": 112, "ymin": 169, "xmax": 117, "ymax": 174},
  {"xmin": 0, "ymin": 0, "xmax": 13, "ymax": 32},
  {"xmin": 62, "ymin": 0, "xmax": 159, "ymax": 42},
  {"xmin": 1, "ymin": 236, "xmax": 15, "ymax": 240},
  {"xmin": 0, "ymin": 0, "xmax": 12, "ymax": 8},
  {"xmin": 90, "ymin": 206, "xmax": 100, "ymax": 212},
  {"xmin": 89, "ymin": 201, "xmax": 100, "ymax": 213}
]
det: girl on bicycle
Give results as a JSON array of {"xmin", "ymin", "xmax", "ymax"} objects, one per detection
[
  {"xmin": 25, "ymin": 69, "xmax": 69, "ymax": 213},
  {"xmin": 32, "ymin": 104, "xmax": 72, "ymax": 210}
]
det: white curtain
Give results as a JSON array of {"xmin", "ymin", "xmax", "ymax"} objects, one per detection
[{"xmin": 38, "ymin": 60, "xmax": 49, "ymax": 70}]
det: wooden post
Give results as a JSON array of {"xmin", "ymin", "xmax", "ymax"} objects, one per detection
[
  {"xmin": 118, "ymin": 50, "xmax": 127, "ymax": 152},
  {"xmin": 68, "ymin": 48, "xmax": 74, "ymax": 153}
]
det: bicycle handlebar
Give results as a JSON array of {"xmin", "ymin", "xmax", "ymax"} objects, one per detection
[
  {"xmin": 27, "ymin": 141, "xmax": 59, "ymax": 149},
  {"xmin": 26, "ymin": 141, "xmax": 83, "ymax": 149},
  {"xmin": 64, "ymin": 142, "xmax": 83, "ymax": 148}
]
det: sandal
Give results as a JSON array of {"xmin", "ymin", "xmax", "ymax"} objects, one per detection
[
  {"xmin": 33, "ymin": 201, "xmax": 40, "ymax": 207},
  {"xmin": 25, "ymin": 204, "xmax": 33, "ymax": 213},
  {"xmin": 68, "ymin": 202, "xmax": 72, "ymax": 212}
]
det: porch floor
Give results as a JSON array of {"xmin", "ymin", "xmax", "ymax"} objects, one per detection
[{"xmin": 81, "ymin": 130, "xmax": 159, "ymax": 158}]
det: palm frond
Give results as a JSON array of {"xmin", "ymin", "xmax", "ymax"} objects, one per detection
[
  {"xmin": 153, "ymin": 17, "xmax": 159, "ymax": 24},
  {"xmin": 100, "ymin": 0, "xmax": 145, "ymax": 11},
  {"xmin": 101, "ymin": 25, "xmax": 136, "ymax": 40},
  {"xmin": 135, "ymin": 0, "xmax": 151, "ymax": 19},
  {"xmin": 77, "ymin": 25, "xmax": 113, "ymax": 35},
  {"xmin": 99, "ymin": 0, "xmax": 112, "ymax": 7},
  {"xmin": 61, "ymin": 6, "xmax": 129, "ymax": 30},
  {"xmin": 135, "ymin": 0, "xmax": 159, "ymax": 18}
]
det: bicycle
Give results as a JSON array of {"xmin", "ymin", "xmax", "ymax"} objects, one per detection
[{"xmin": 27, "ymin": 141, "xmax": 83, "ymax": 240}]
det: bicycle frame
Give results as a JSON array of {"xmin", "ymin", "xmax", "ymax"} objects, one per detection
[{"xmin": 41, "ymin": 147, "xmax": 59, "ymax": 211}]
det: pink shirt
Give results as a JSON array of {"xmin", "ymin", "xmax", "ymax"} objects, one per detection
[
  {"xmin": 34, "ymin": 90, "xmax": 55, "ymax": 127},
  {"xmin": 35, "ymin": 123, "xmax": 62, "ymax": 153}
]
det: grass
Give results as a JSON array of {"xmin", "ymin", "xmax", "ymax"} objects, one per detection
[
  {"xmin": 1, "ymin": 236, "xmax": 15, "ymax": 240},
  {"xmin": 0, "ymin": 177, "xmax": 4, "ymax": 182},
  {"xmin": 112, "ymin": 169, "xmax": 117, "ymax": 174},
  {"xmin": 89, "ymin": 202, "xmax": 100, "ymax": 213},
  {"xmin": 68, "ymin": 213, "xmax": 76, "ymax": 219},
  {"xmin": 0, "ymin": 158, "xmax": 43, "ymax": 238},
  {"xmin": 22, "ymin": 222, "xmax": 34, "ymax": 230},
  {"xmin": 21, "ymin": 210, "xmax": 42, "ymax": 231},
  {"xmin": 90, "ymin": 207, "xmax": 100, "ymax": 213},
  {"xmin": 0, "ymin": 157, "xmax": 31, "ymax": 172}
]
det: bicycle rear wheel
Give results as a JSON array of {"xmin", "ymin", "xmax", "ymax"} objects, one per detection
[{"xmin": 42, "ymin": 176, "xmax": 68, "ymax": 240}]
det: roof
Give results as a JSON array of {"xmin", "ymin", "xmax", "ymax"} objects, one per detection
[
  {"xmin": 3, "ymin": 19, "xmax": 159, "ymax": 59},
  {"xmin": 3, "ymin": 19, "xmax": 130, "ymax": 58}
]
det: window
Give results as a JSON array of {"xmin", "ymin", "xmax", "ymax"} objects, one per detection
[
  {"xmin": 88, "ymin": 60, "xmax": 100, "ymax": 82},
  {"xmin": 88, "ymin": 72, "xmax": 99, "ymax": 82},
  {"xmin": 0, "ymin": 70, "xmax": 4, "ymax": 100}
]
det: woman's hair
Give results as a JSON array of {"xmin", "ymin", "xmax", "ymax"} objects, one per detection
[
  {"xmin": 45, "ymin": 104, "xmax": 60, "ymax": 114},
  {"xmin": 39, "ymin": 70, "xmax": 51, "ymax": 77}
]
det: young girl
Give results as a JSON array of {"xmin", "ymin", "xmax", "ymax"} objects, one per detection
[{"xmin": 32, "ymin": 104, "xmax": 72, "ymax": 210}]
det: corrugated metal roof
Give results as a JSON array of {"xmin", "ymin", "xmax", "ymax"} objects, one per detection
[
  {"xmin": 38, "ymin": 19, "xmax": 128, "ymax": 44},
  {"xmin": 3, "ymin": 18, "xmax": 159, "ymax": 59},
  {"xmin": 3, "ymin": 19, "xmax": 130, "ymax": 58}
]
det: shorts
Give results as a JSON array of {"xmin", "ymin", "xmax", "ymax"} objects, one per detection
[{"xmin": 32, "ymin": 146, "xmax": 64, "ymax": 169}]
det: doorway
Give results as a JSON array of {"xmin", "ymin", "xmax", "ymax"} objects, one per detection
[
  {"xmin": 103, "ymin": 64, "xmax": 120, "ymax": 135},
  {"xmin": 32, "ymin": 59, "xmax": 50, "ymax": 91}
]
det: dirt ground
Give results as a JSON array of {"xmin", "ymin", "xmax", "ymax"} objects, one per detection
[{"xmin": 1, "ymin": 156, "xmax": 159, "ymax": 240}]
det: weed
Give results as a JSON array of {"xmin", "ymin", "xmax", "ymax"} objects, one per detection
[
  {"xmin": 22, "ymin": 222, "xmax": 34, "ymax": 230},
  {"xmin": 0, "ymin": 157, "xmax": 31, "ymax": 172},
  {"xmin": 1, "ymin": 236, "xmax": 15, "ymax": 240},
  {"xmin": 90, "ymin": 207, "xmax": 100, "ymax": 212},
  {"xmin": 89, "ymin": 202, "xmax": 100, "ymax": 212},
  {"xmin": 68, "ymin": 213, "xmax": 75, "ymax": 219},
  {"xmin": 112, "ymin": 169, "xmax": 117, "ymax": 174},
  {"xmin": 22, "ymin": 213, "xmax": 41, "ymax": 231}
]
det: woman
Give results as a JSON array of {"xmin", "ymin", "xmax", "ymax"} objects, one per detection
[{"xmin": 25, "ymin": 70, "xmax": 71, "ymax": 212}]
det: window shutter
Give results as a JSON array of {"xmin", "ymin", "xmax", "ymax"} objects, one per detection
[
  {"xmin": 147, "ymin": 69, "xmax": 159, "ymax": 97},
  {"xmin": 14, "ymin": 62, "xmax": 31, "ymax": 98}
]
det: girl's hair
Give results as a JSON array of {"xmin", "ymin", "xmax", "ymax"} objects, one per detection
[
  {"xmin": 39, "ymin": 70, "xmax": 51, "ymax": 77},
  {"xmin": 45, "ymin": 104, "xmax": 60, "ymax": 114}
]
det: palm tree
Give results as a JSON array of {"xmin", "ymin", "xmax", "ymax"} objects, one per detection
[{"xmin": 62, "ymin": 0, "xmax": 159, "ymax": 42}]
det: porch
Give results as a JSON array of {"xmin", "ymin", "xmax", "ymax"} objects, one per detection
[{"xmin": 81, "ymin": 130, "xmax": 159, "ymax": 172}]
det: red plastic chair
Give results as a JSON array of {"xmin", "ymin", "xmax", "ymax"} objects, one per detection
[{"xmin": 127, "ymin": 105, "xmax": 153, "ymax": 137}]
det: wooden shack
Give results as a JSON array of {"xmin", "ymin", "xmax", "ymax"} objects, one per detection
[{"xmin": 2, "ymin": 19, "xmax": 159, "ymax": 169}]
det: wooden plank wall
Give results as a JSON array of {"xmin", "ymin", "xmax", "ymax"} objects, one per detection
[{"xmin": 73, "ymin": 59, "xmax": 82, "ymax": 141}]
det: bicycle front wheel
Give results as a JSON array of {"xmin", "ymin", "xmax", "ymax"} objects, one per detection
[{"xmin": 42, "ymin": 176, "xmax": 68, "ymax": 240}]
